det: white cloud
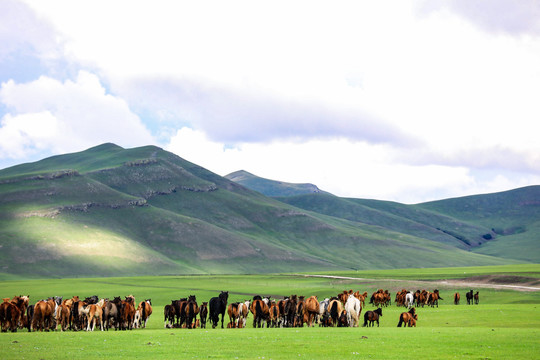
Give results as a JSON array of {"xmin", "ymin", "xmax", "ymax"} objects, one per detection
[
  {"xmin": 166, "ymin": 127, "xmax": 505, "ymax": 203},
  {"xmin": 0, "ymin": 71, "xmax": 154, "ymax": 160},
  {"xmin": 4, "ymin": 0, "xmax": 540, "ymax": 202}
]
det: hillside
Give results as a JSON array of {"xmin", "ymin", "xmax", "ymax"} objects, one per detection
[
  {"xmin": 225, "ymin": 170, "xmax": 327, "ymax": 197},
  {"xmin": 273, "ymin": 186, "xmax": 540, "ymax": 263},
  {"xmin": 0, "ymin": 144, "xmax": 528, "ymax": 279}
]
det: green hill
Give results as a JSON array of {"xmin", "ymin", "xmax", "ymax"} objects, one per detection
[
  {"xmin": 274, "ymin": 187, "xmax": 540, "ymax": 263},
  {"xmin": 0, "ymin": 144, "xmax": 530, "ymax": 279},
  {"xmin": 225, "ymin": 170, "xmax": 328, "ymax": 197}
]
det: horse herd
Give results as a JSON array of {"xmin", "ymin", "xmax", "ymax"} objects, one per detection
[
  {"xmin": 0, "ymin": 295, "xmax": 152, "ymax": 332},
  {"xmin": 0, "ymin": 288, "xmax": 480, "ymax": 333}
]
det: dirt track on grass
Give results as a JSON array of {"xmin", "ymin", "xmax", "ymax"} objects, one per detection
[{"xmin": 296, "ymin": 274, "xmax": 540, "ymax": 292}]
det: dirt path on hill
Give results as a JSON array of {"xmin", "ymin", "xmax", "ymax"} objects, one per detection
[{"xmin": 295, "ymin": 274, "xmax": 540, "ymax": 292}]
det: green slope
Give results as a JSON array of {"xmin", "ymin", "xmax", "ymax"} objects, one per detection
[
  {"xmin": 225, "ymin": 170, "xmax": 328, "ymax": 197},
  {"xmin": 0, "ymin": 144, "xmax": 524, "ymax": 278},
  {"xmin": 276, "ymin": 188, "xmax": 539, "ymax": 263}
]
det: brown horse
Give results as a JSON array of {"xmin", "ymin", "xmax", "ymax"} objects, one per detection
[
  {"xmin": 294, "ymin": 296, "xmax": 305, "ymax": 327},
  {"xmin": 397, "ymin": 307, "xmax": 417, "ymax": 327},
  {"xmin": 338, "ymin": 310, "xmax": 349, "ymax": 327},
  {"xmin": 32, "ymin": 299, "xmax": 55, "ymax": 332},
  {"xmin": 277, "ymin": 297, "xmax": 288, "ymax": 327},
  {"xmin": 10, "ymin": 295, "xmax": 28, "ymax": 330},
  {"xmin": 363, "ymin": 307, "xmax": 382, "ymax": 327},
  {"xmin": 303, "ymin": 295, "xmax": 320, "ymax": 327},
  {"xmin": 227, "ymin": 302, "xmax": 240, "ymax": 328},
  {"xmin": 283, "ymin": 295, "xmax": 297, "ymax": 327},
  {"xmin": 428, "ymin": 290, "xmax": 443, "ymax": 308},
  {"xmin": 454, "ymin": 292, "xmax": 460, "ymax": 305},
  {"xmin": 136, "ymin": 299, "xmax": 153, "ymax": 329},
  {"xmin": 328, "ymin": 298, "xmax": 343, "ymax": 327},
  {"xmin": 474, "ymin": 291, "xmax": 479, "ymax": 305},
  {"xmin": 56, "ymin": 303, "xmax": 71, "ymax": 331},
  {"xmin": 199, "ymin": 302, "xmax": 208, "ymax": 329},
  {"xmin": 121, "ymin": 296, "xmax": 135, "ymax": 330},
  {"xmin": 164, "ymin": 304, "xmax": 175, "ymax": 328},
  {"xmin": 250, "ymin": 295, "xmax": 269, "ymax": 328},
  {"xmin": 415, "ymin": 290, "xmax": 428, "ymax": 307},
  {"xmin": 1, "ymin": 298, "xmax": 21, "ymax": 332},
  {"xmin": 85, "ymin": 300, "xmax": 104, "ymax": 331},
  {"xmin": 185, "ymin": 296, "xmax": 198, "ymax": 329},
  {"xmin": 71, "ymin": 300, "xmax": 87, "ymax": 331},
  {"xmin": 268, "ymin": 301, "xmax": 280, "ymax": 328}
]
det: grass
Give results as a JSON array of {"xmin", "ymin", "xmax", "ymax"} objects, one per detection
[{"xmin": 1, "ymin": 266, "xmax": 539, "ymax": 359}]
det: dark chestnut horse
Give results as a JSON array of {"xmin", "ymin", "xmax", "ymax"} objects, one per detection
[
  {"xmin": 185, "ymin": 296, "xmax": 198, "ymax": 329},
  {"xmin": 284, "ymin": 295, "xmax": 298, "ymax": 328},
  {"xmin": 474, "ymin": 291, "xmax": 479, "ymax": 305},
  {"xmin": 363, "ymin": 307, "xmax": 382, "ymax": 327},
  {"xmin": 199, "ymin": 302, "xmax": 208, "ymax": 329},
  {"xmin": 163, "ymin": 304, "xmax": 175, "ymax": 328}
]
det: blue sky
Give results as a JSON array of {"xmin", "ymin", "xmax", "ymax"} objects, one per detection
[{"xmin": 1, "ymin": 0, "xmax": 539, "ymax": 203}]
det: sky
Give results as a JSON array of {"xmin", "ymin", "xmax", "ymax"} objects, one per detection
[{"xmin": 1, "ymin": 0, "xmax": 539, "ymax": 203}]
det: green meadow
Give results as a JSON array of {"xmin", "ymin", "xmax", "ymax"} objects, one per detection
[{"xmin": 1, "ymin": 265, "xmax": 539, "ymax": 359}]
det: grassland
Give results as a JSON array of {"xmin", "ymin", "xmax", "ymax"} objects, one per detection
[{"xmin": 1, "ymin": 265, "xmax": 539, "ymax": 359}]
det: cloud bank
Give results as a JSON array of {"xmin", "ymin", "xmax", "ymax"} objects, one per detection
[{"xmin": 0, "ymin": 0, "xmax": 538, "ymax": 203}]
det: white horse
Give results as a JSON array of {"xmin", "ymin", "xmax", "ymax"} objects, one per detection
[
  {"xmin": 133, "ymin": 309, "xmax": 141, "ymax": 328},
  {"xmin": 319, "ymin": 298, "xmax": 329, "ymax": 318},
  {"xmin": 405, "ymin": 292, "xmax": 414, "ymax": 309},
  {"xmin": 344, "ymin": 294, "xmax": 361, "ymax": 327}
]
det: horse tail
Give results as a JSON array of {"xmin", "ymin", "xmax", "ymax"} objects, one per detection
[
  {"xmin": 142, "ymin": 303, "xmax": 146, "ymax": 321},
  {"xmin": 330, "ymin": 302, "xmax": 338, "ymax": 323},
  {"xmin": 363, "ymin": 312, "xmax": 368, "ymax": 327},
  {"xmin": 397, "ymin": 313, "xmax": 404, "ymax": 327},
  {"xmin": 255, "ymin": 300, "xmax": 262, "ymax": 320}
]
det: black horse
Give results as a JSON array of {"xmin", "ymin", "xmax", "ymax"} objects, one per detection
[
  {"xmin": 466, "ymin": 290, "xmax": 474, "ymax": 305},
  {"xmin": 363, "ymin": 307, "xmax": 383, "ymax": 327},
  {"xmin": 209, "ymin": 291, "xmax": 228, "ymax": 329}
]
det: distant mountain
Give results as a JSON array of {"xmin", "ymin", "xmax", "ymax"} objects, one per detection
[
  {"xmin": 226, "ymin": 170, "xmax": 540, "ymax": 264},
  {"xmin": 225, "ymin": 170, "xmax": 328, "ymax": 197},
  {"xmin": 0, "ymin": 143, "xmax": 533, "ymax": 279}
]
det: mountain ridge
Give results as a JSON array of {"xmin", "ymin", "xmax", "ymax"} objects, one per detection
[{"xmin": 0, "ymin": 143, "xmax": 535, "ymax": 279}]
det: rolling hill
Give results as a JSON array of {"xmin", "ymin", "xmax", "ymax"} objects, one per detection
[
  {"xmin": 225, "ymin": 170, "xmax": 328, "ymax": 197},
  {"xmin": 0, "ymin": 144, "xmax": 534, "ymax": 279}
]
